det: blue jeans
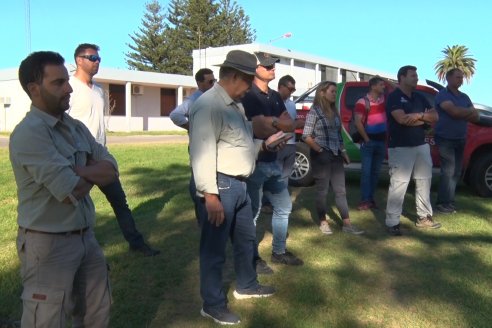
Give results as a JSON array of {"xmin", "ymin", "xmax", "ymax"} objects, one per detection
[
  {"xmin": 360, "ymin": 140, "xmax": 386, "ymax": 202},
  {"xmin": 436, "ymin": 137, "xmax": 465, "ymax": 206},
  {"xmin": 247, "ymin": 161, "xmax": 291, "ymax": 256},
  {"xmin": 198, "ymin": 173, "xmax": 258, "ymax": 309},
  {"xmin": 99, "ymin": 178, "xmax": 145, "ymax": 248}
]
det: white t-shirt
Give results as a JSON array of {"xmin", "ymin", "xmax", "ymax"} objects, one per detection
[{"xmin": 68, "ymin": 76, "xmax": 107, "ymax": 146}]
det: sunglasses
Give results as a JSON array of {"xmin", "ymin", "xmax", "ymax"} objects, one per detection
[
  {"xmin": 206, "ymin": 79, "xmax": 217, "ymax": 85},
  {"xmin": 261, "ymin": 65, "xmax": 275, "ymax": 71},
  {"xmin": 78, "ymin": 55, "xmax": 101, "ymax": 63},
  {"xmin": 285, "ymin": 86, "xmax": 296, "ymax": 93}
]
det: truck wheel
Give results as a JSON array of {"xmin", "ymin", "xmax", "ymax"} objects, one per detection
[
  {"xmin": 289, "ymin": 142, "xmax": 314, "ymax": 186},
  {"xmin": 469, "ymin": 152, "xmax": 492, "ymax": 197}
]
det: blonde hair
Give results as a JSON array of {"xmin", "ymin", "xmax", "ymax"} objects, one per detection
[{"xmin": 313, "ymin": 81, "xmax": 338, "ymax": 119}]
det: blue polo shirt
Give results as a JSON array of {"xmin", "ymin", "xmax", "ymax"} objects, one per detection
[
  {"xmin": 386, "ymin": 87, "xmax": 431, "ymax": 148},
  {"xmin": 242, "ymin": 83, "xmax": 287, "ymax": 162},
  {"xmin": 434, "ymin": 87, "xmax": 473, "ymax": 140}
]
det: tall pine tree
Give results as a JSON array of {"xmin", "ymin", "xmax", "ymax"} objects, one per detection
[
  {"xmin": 125, "ymin": 0, "xmax": 168, "ymax": 72},
  {"xmin": 126, "ymin": 0, "xmax": 255, "ymax": 74}
]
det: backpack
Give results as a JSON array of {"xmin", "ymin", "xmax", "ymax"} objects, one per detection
[{"xmin": 348, "ymin": 96, "xmax": 370, "ymax": 143}]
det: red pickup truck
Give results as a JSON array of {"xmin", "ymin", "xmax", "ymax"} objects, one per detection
[{"xmin": 290, "ymin": 80, "xmax": 492, "ymax": 197}]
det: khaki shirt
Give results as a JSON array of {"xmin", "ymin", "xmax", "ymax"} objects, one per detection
[
  {"xmin": 9, "ymin": 106, "xmax": 118, "ymax": 232},
  {"xmin": 189, "ymin": 83, "xmax": 256, "ymax": 195}
]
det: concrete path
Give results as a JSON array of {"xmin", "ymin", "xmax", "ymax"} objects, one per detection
[{"xmin": 0, "ymin": 135, "xmax": 188, "ymax": 148}]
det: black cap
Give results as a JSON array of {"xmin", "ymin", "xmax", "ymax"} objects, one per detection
[
  {"xmin": 216, "ymin": 50, "xmax": 257, "ymax": 75},
  {"xmin": 254, "ymin": 52, "xmax": 280, "ymax": 66}
]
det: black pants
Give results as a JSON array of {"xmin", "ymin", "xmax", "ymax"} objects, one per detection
[
  {"xmin": 99, "ymin": 178, "xmax": 145, "ymax": 248},
  {"xmin": 310, "ymin": 150, "xmax": 349, "ymax": 221}
]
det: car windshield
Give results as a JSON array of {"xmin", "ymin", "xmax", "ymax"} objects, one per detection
[{"xmin": 475, "ymin": 103, "xmax": 492, "ymax": 115}]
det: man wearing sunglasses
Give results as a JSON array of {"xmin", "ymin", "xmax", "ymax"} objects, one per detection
[
  {"xmin": 68, "ymin": 43, "xmax": 160, "ymax": 256},
  {"xmin": 242, "ymin": 52, "xmax": 303, "ymax": 275},
  {"xmin": 170, "ymin": 68, "xmax": 215, "ymax": 130},
  {"xmin": 277, "ymin": 75, "xmax": 303, "ymax": 183}
]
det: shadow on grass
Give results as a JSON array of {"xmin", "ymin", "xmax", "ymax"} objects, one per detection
[
  {"xmin": 278, "ymin": 179, "xmax": 492, "ymax": 327},
  {"xmin": 3, "ymin": 143, "xmax": 491, "ymax": 327},
  {"xmin": 92, "ymin": 161, "xmax": 206, "ymax": 328}
]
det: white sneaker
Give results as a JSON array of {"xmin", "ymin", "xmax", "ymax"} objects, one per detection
[{"xmin": 319, "ymin": 221, "xmax": 332, "ymax": 235}]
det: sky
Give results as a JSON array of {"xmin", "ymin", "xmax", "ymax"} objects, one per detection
[{"xmin": 2, "ymin": 0, "xmax": 491, "ymax": 105}]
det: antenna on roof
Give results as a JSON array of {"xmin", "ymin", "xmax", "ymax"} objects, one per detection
[
  {"xmin": 268, "ymin": 32, "xmax": 292, "ymax": 44},
  {"xmin": 24, "ymin": 0, "xmax": 31, "ymax": 54}
]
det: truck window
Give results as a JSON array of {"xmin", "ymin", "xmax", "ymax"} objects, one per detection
[{"xmin": 344, "ymin": 86, "xmax": 369, "ymax": 110}]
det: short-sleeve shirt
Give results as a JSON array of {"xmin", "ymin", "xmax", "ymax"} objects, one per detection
[
  {"xmin": 242, "ymin": 84, "xmax": 287, "ymax": 162},
  {"xmin": 354, "ymin": 94, "xmax": 386, "ymax": 141},
  {"xmin": 434, "ymin": 87, "xmax": 473, "ymax": 140},
  {"xmin": 386, "ymin": 88, "xmax": 430, "ymax": 148},
  {"xmin": 68, "ymin": 76, "xmax": 107, "ymax": 146}
]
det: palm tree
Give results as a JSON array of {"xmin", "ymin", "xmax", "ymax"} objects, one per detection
[{"xmin": 434, "ymin": 45, "xmax": 477, "ymax": 83}]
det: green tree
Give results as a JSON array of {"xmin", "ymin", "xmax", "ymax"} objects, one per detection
[
  {"xmin": 161, "ymin": 0, "xmax": 191, "ymax": 74},
  {"xmin": 125, "ymin": 0, "xmax": 168, "ymax": 72},
  {"xmin": 126, "ymin": 0, "xmax": 255, "ymax": 74},
  {"xmin": 434, "ymin": 45, "xmax": 477, "ymax": 83},
  {"xmin": 211, "ymin": 0, "xmax": 255, "ymax": 46}
]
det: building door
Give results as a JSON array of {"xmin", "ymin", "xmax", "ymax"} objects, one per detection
[
  {"xmin": 160, "ymin": 88, "xmax": 176, "ymax": 116},
  {"xmin": 109, "ymin": 84, "xmax": 126, "ymax": 116}
]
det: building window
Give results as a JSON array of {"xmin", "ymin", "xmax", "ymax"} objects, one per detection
[
  {"xmin": 322, "ymin": 66, "xmax": 338, "ymax": 82},
  {"xmin": 109, "ymin": 84, "xmax": 126, "ymax": 116},
  {"xmin": 293, "ymin": 60, "xmax": 306, "ymax": 68},
  {"xmin": 359, "ymin": 73, "xmax": 374, "ymax": 81},
  {"xmin": 160, "ymin": 88, "xmax": 176, "ymax": 116}
]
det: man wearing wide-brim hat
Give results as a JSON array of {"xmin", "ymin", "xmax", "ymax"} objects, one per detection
[{"xmin": 189, "ymin": 50, "xmax": 279, "ymax": 325}]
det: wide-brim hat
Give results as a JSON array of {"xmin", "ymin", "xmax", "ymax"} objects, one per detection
[
  {"xmin": 254, "ymin": 52, "xmax": 280, "ymax": 66},
  {"xmin": 215, "ymin": 50, "xmax": 257, "ymax": 75}
]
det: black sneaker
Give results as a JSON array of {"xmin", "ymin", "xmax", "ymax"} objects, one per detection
[
  {"xmin": 271, "ymin": 250, "xmax": 304, "ymax": 266},
  {"xmin": 233, "ymin": 284, "xmax": 276, "ymax": 300},
  {"xmin": 255, "ymin": 258, "xmax": 274, "ymax": 274},
  {"xmin": 200, "ymin": 307, "xmax": 240, "ymax": 325},
  {"xmin": 435, "ymin": 204, "xmax": 455, "ymax": 215},
  {"xmin": 129, "ymin": 243, "xmax": 161, "ymax": 257},
  {"xmin": 416, "ymin": 215, "xmax": 441, "ymax": 229},
  {"xmin": 387, "ymin": 224, "xmax": 402, "ymax": 236}
]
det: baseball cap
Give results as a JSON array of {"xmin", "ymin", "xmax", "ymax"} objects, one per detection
[{"xmin": 254, "ymin": 52, "xmax": 280, "ymax": 66}]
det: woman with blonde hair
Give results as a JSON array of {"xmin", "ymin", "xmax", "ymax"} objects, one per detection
[{"xmin": 302, "ymin": 81, "xmax": 364, "ymax": 235}]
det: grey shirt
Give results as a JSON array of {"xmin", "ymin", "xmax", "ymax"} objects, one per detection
[
  {"xmin": 189, "ymin": 83, "xmax": 256, "ymax": 195},
  {"xmin": 9, "ymin": 106, "xmax": 118, "ymax": 232}
]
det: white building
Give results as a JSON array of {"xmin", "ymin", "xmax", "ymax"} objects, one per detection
[{"xmin": 0, "ymin": 43, "xmax": 394, "ymax": 132}]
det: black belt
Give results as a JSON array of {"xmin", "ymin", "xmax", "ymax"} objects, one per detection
[
  {"xmin": 20, "ymin": 226, "xmax": 89, "ymax": 236},
  {"xmin": 218, "ymin": 173, "xmax": 247, "ymax": 182}
]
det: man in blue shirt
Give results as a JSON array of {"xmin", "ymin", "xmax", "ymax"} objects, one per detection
[
  {"xmin": 385, "ymin": 65, "xmax": 441, "ymax": 236},
  {"xmin": 434, "ymin": 68, "xmax": 479, "ymax": 214}
]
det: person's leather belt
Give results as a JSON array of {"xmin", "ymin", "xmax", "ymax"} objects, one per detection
[{"xmin": 20, "ymin": 227, "xmax": 89, "ymax": 235}]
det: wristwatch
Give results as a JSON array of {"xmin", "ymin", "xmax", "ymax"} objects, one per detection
[{"xmin": 272, "ymin": 117, "xmax": 279, "ymax": 128}]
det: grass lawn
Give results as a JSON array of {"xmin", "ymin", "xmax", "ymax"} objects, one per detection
[{"xmin": 1, "ymin": 144, "xmax": 491, "ymax": 328}]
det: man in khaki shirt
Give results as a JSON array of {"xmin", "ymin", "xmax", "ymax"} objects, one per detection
[
  {"xmin": 10, "ymin": 51, "xmax": 117, "ymax": 327},
  {"xmin": 189, "ymin": 50, "xmax": 278, "ymax": 325}
]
